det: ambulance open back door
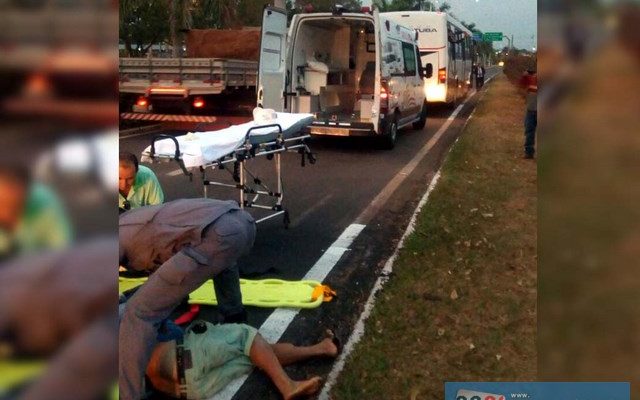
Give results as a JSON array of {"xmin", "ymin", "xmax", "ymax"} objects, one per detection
[{"xmin": 257, "ymin": 6, "xmax": 288, "ymax": 111}]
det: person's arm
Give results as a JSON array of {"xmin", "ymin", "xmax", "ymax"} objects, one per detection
[
  {"xmin": 23, "ymin": 185, "xmax": 73, "ymax": 251},
  {"xmin": 142, "ymin": 167, "xmax": 164, "ymax": 206},
  {"xmin": 38, "ymin": 206, "xmax": 73, "ymax": 249}
]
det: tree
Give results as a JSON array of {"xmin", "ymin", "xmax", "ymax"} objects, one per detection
[
  {"xmin": 119, "ymin": 0, "xmax": 170, "ymax": 57},
  {"xmin": 236, "ymin": 0, "xmax": 275, "ymax": 27},
  {"xmin": 190, "ymin": 0, "xmax": 240, "ymax": 28},
  {"xmin": 437, "ymin": 2, "xmax": 450, "ymax": 12},
  {"xmin": 460, "ymin": 21, "xmax": 497, "ymax": 65},
  {"xmin": 188, "ymin": 0, "xmax": 271, "ymax": 29},
  {"xmin": 168, "ymin": 0, "xmax": 178, "ymax": 56}
]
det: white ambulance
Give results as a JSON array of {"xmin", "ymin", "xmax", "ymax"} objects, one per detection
[{"xmin": 257, "ymin": 6, "xmax": 433, "ymax": 149}]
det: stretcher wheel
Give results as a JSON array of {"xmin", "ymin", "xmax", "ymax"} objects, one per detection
[{"xmin": 283, "ymin": 210, "xmax": 290, "ymax": 229}]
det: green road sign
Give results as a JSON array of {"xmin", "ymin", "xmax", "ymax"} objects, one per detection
[{"xmin": 483, "ymin": 32, "xmax": 503, "ymax": 41}]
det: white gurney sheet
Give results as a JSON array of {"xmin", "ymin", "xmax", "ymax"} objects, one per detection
[{"xmin": 143, "ymin": 113, "xmax": 314, "ymax": 169}]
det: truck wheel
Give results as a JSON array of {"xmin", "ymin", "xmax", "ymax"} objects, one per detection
[
  {"xmin": 412, "ymin": 101, "xmax": 427, "ymax": 130},
  {"xmin": 381, "ymin": 115, "xmax": 398, "ymax": 150}
]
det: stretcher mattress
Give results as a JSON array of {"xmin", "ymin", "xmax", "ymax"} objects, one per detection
[
  {"xmin": 119, "ymin": 277, "xmax": 329, "ymax": 309},
  {"xmin": 142, "ymin": 112, "xmax": 314, "ymax": 168}
]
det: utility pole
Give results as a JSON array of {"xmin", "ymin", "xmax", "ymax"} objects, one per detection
[
  {"xmin": 503, "ymin": 35, "xmax": 511, "ymax": 51},
  {"xmin": 511, "ymin": 34, "xmax": 514, "ymax": 50}
]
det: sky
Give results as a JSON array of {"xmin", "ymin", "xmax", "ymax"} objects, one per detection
[{"xmin": 362, "ymin": 0, "xmax": 538, "ymax": 51}]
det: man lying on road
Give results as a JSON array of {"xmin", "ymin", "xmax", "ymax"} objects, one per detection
[
  {"xmin": 119, "ymin": 198, "xmax": 256, "ymax": 399},
  {"xmin": 145, "ymin": 320, "xmax": 340, "ymax": 399}
]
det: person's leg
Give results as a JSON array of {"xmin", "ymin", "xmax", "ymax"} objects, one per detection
[
  {"xmin": 270, "ymin": 337, "xmax": 339, "ymax": 366},
  {"xmin": 212, "ymin": 263, "xmax": 245, "ymax": 321},
  {"xmin": 524, "ymin": 110, "xmax": 537, "ymax": 156},
  {"xmin": 204, "ymin": 210, "xmax": 256, "ymax": 321},
  {"xmin": 249, "ymin": 334, "xmax": 322, "ymax": 400}
]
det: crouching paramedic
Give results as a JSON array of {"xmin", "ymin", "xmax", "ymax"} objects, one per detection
[{"xmin": 119, "ymin": 198, "xmax": 256, "ymax": 399}]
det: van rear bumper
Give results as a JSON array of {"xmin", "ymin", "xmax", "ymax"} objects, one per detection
[{"xmin": 307, "ymin": 121, "xmax": 375, "ymax": 137}]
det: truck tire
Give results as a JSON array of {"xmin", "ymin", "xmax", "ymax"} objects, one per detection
[
  {"xmin": 381, "ymin": 114, "xmax": 398, "ymax": 150},
  {"xmin": 412, "ymin": 101, "xmax": 427, "ymax": 130}
]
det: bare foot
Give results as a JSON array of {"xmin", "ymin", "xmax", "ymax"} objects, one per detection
[
  {"xmin": 320, "ymin": 337, "xmax": 339, "ymax": 358},
  {"xmin": 322, "ymin": 329, "xmax": 340, "ymax": 358},
  {"xmin": 284, "ymin": 376, "xmax": 322, "ymax": 400}
]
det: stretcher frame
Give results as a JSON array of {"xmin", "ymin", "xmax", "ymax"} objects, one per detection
[{"xmin": 144, "ymin": 123, "xmax": 315, "ymax": 228}]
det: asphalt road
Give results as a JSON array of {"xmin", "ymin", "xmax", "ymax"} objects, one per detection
[{"xmin": 119, "ymin": 70, "xmax": 497, "ymax": 400}]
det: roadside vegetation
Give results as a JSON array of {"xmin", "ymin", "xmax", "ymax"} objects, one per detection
[
  {"xmin": 332, "ymin": 73, "xmax": 537, "ymax": 399},
  {"xmin": 503, "ymin": 53, "xmax": 537, "ymax": 83}
]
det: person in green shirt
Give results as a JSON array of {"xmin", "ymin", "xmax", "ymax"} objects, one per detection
[
  {"xmin": 0, "ymin": 164, "xmax": 73, "ymax": 260},
  {"xmin": 119, "ymin": 151, "xmax": 164, "ymax": 213}
]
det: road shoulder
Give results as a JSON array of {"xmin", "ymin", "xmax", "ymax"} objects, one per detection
[{"xmin": 331, "ymin": 73, "xmax": 537, "ymax": 399}]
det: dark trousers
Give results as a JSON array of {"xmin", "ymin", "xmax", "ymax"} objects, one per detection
[
  {"xmin": 524, "ymin": 110, "xmax": 537, "ymax": 156},
  {"xmin": 118, "ymin": 210, "xmax": 256, "ymax": 400}
]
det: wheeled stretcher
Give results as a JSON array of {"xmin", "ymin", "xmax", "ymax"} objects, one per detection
[{"xmin": 141, "ymin": 112, "xmax": 316, "ymax": 227}]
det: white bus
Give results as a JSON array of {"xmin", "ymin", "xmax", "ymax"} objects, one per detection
[{"xmin": 384, "ymin": 11, "xmax": 474, "ymax": 106}]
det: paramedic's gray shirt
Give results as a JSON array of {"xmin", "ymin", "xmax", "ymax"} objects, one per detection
[{"xmin": 119, "ymin": 198, "xmax": 240, "ymax": 272}]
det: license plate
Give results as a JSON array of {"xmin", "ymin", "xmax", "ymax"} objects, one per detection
[{"xmin": 310, "ymin": 127, "xmax": 350, "ymax": 136}]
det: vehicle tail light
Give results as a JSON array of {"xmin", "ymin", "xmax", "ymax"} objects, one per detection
[
  {"xmin": 380, "ymin": 80, "xmax": 389, "ymax": 113},
  {"xmin": 25, "ymin": 73, "xmax": 50, "ymax": 96},
  {"xmin": 136, "ymin": 96, "xmax": 148, "ymax": 107},
  {"xmin": 438, "ymin": 68, "xmax": 446, "ymax": 84},
  {"xmin": 193, "ymin": 97, "xmax": 205, "ymax": 109}
]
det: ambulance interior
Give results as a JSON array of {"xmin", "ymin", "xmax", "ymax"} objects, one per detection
[{"xmin": 289, "ymin": 18, "xmax": 377, "ymax": 122}]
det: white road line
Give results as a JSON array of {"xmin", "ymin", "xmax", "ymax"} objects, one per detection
[
  {"xmin": 289, "ymin": 193, "xmax": 333, "ymax": 228},
  {"xmin": 211, "ymin": 223, "xmax": 366, "ymax": 400},
  {"xmin": 318, "ymin": 170, "xmax": 442, "ymax": 400},
  {"xmin": 166, "ymin": 168, "xmax": 185, "ymax": 177},
  {"xmin": 355, "ymin": 100, "xmax": 465, "ymax": 225}
]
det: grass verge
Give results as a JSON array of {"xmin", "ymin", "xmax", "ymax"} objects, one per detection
[{"xmin": 332, "ymin": 73, "xmax": 537, "ymax": 400}]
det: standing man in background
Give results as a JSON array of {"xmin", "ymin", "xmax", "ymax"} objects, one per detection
[
  {"xmin": 118, "ymin": 151, "xmax": 164, "ymax": 213},
  {"xmin": 476, "ymin": 64, "xmax": 485, "ymax": 89}
]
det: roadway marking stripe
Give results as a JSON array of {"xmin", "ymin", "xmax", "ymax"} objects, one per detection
[
  {"xmin": 355, "ymin": 73, "xmax": 496, "ymax": 226},
  {"xmin": 354, "ymin": 101, "xmax": 465, "ymax": 225},
  {"xmin": 211, "ymin": 223, "xmax": 366, "ymax": 400},
  {"xmin": 166, "ymin": 169, "xmax": 185, "ymax": 177}
]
